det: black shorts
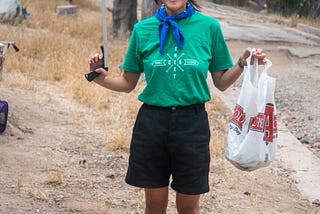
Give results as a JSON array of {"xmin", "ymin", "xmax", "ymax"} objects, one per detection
[{"xmin": 125, "ymin": 103, "xmax": 211, "ymax": 195}]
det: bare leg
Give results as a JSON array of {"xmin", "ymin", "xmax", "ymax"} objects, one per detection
[
  {"xmin": 145, "ymin": 187, "xmax": 169, "ymax": 214},
  {"xmin": 176, "ymin": 192, "xmax": 200, "ymax": 214}
]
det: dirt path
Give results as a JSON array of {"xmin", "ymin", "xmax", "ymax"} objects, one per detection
[
  {"xmin": 0, "ymin": 77, "xmax": 318, "ymax": 213},
  {"xmin": 1, "ymin": 2, "xmax": 320, "ymax": 213}
]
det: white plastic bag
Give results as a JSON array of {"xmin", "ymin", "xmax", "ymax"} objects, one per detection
[{"xmin": 225, "ymin": 49, "xmax": 278, "ymax": 171}]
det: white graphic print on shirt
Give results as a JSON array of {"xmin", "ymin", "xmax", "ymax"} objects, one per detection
[{"xmin": 151, "ymin": 47, "xmax": 199, "ymax": 79}]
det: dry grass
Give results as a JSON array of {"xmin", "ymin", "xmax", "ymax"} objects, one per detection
[
  {"xmin": 16, "ymin": 175, "xmax": 23, "ymax": 193},
  {"xmin": 289, "ymin": 14, "xmax": 299, "ymax": 27},
  {"xmin": 299, "ymin": 17, "xmax": 320, "ymax": 29},
  {"xmin": 207, "ymin": 93, "xmax": 231, "ymax": 157},
  {"xmin": 46, "ymin": 169, "xmax": 63, "ymax": 185},
  {"xmin": 1, "ymin": 0, "xmax": 230, "ymax": 158},
  {"xmin": 265, "ymin": 12, "xmax": 320, "ymax": 29},
  {"xmin": 29, "ymin": 188, "xmax": 49, "ymax": 202}
]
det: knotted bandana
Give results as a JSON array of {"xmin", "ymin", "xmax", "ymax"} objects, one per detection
[{"xmin": 155, "ymin": 3, "xmax": 195, "ymax": 54}]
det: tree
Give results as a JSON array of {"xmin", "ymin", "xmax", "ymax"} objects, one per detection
[
  {"xmin": 210, "ymin": 0, "xmax": 249, "ymax": 7},
  {"xmin": 141, "ymin": 0, "xmax": 158, "ymax": 20},
  {"xmin": 298, "ymin": 0, "xmax": 308, "ymax": 17},
  {"xmin": 269, "ymin": 0, "xmax": 320, "ymax": 19},
  {"xmin": 111, "ymin": 0, "xmax": 137, "ymax": 38},
  {"xmin": 308, "ymin": 0, "xmax": 320, "ymax": 18},
  {"xmin": 111, "ymin": 0, "xmax": 159, "ymax": 38}
]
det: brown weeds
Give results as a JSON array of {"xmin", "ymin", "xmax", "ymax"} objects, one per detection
[{"xmin": 46, "ymin": 169, "xmax": 63, "ymax": 185}]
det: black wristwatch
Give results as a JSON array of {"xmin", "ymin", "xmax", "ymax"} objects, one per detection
[{"xmin": 237, "ymin": 57, "xmax": 245, "ymax": 69}]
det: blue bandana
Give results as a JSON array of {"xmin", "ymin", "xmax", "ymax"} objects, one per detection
[{"xmin": 155, "ymin": 3, "xmax": 195, "ymax": 54}]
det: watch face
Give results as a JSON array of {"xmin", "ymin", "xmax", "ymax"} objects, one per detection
[{"xmin": 238, "ymin": 58, "xmax": 244, "ymax": 69}]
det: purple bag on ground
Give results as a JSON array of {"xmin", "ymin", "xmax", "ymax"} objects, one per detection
[{"xmin": 0, "ymin": 100, "xmax": 8, "ymax": 133}]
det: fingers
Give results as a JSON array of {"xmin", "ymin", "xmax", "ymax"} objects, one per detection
[
  {"xmin": 244, "ymin": 48, "xmax": 267, "ymax": 65},
  {"xmin": 95, "ymin": 67, "xmax": 108, "ymax": 75},
  {"xmin": 92, "ymin": 67, "xmax": 108, "ymax": 83},
  {"xmin": 253, "ymin": 49, "xmax": 267, "ymax": 65},
  {"xmin": 88, "ymin": 53, "xmax": 103, "ymax": 65},
  {"xmin": 241, "ymin": 47, "xmax": 251, "ymax": 61},
  {"xmin": 88, "ymin": 53, "xmax": 104, "ymax": 71},
  {"xmin": 244, "ymin": 47, "xmax": 251, "ymax": 58},
  {"xmin": 253, "ymin": 48, "xmax": 264, "ymax": 57}
]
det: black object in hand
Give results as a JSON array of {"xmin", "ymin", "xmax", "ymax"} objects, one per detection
[
  {"xmin": 85, "ymin": 70, "xmax": 100, "ymax": 82},
  {"xmin": 85, "ymin": 67, "xmax": 108, "ymax": 82},
  {"xmin": 85, "ymin": 46, "xmax": 108, "ymax": 82}
]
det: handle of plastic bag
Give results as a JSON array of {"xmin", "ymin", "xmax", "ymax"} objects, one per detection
[
  {"xmin": 259, "ymin": 59, "xmax": 273, "ymax": 80},
  {"xmin": 264, "ymin": 59, "xmax": 272, "ymax": 70},
  {"xmin": 246, "ymin": 49, "xmax": 272, "ymax": 70},
  {"xmin": 246, "ymin": 48, "xmax": 257, "ymax": 67}
]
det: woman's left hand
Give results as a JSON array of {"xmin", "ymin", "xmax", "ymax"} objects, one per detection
[{"xmin": 240, "ymin": 47, "xmax": 267, "ymax": 66}]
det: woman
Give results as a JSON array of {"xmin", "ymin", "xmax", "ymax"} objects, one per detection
[{"xmin": 89, "ymin": 0, "xmax": 266, "ymax": 213}]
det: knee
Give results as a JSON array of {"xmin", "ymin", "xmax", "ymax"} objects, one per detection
[
  {"xmin": 145, "ymin": 201, "xmax": 168, "ymax": 214},
  {"xmin": 144, "ymin": 187, "xmax": 168, "ymax": 214},
  {"xmin": 177, "ymin": 206, "xmax": 200, "ymax": 214},
  {"xmin": 176, "ymin": 193, "xmax": 200, "ymax": 214}
]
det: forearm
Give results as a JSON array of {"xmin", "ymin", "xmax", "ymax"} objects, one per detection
[
  {"xmin": 94, "ymin": 71, "xmax": 139, "ymax": 93},
  {"xmin": 213, "ymin": 58, "xmax": 244, "ymax": 91}
]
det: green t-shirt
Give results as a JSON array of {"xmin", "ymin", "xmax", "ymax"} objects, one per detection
[{"xmin": 122, "ymin": 12, "xmax": 233, "ymax": 107}]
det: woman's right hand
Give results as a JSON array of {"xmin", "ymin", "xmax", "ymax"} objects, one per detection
[
  {"xmin": 88, "ymin": 53, "xmax": 104, "ymax": 71},
  {"xmin": 88, "ymin": 53, "xmax": 108, "ymax": 81}
]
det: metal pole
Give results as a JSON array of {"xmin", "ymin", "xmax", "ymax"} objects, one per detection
[
  {"xmin": 85, "ymin": 0, "xmax": 109, "ymax": 82},
  {"xmin": 102, "ymin": 0, "xmax": 108, "ymax": 69}
]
